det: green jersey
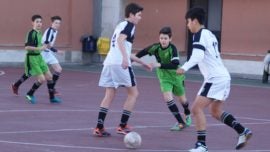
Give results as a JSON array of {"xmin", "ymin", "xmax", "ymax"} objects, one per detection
[
  {"xmin": 24, "ymin": 29, "xmax": 48, "ymax": 76},
  {"xmin": 137, "ymin": 43, "xmax": 185, "ymax": 96},
  {"xmin": 25, "ymin": 29, "xmax": 43, "ymax": 53}
]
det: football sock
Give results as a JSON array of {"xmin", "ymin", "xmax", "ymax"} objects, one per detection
[
  {"xmin": 96, "ymin": 107, "xmax": 108, "ymax": 129},
  {"xmin": 221, "ymin": 112, "xmax": 245, "ymax": 134},
  {"xmin": 27, "ymin": 81, "xmax": 42, "ymax": 96},
  {"xmin": 197, "ymin": 130, "xmax": 207, "ymax": 146},
  {"xmin": 47, "ymin": 80, "xmax": 55, "ymax": 99},
  {"xmin": 182, "ymin": 102, "xmax": 191, "ymax": 115},
  {"xmin": 52, "ymin": 72, "xmax": 61, "ymax": 88},
  {"xmin": 14, "ymin": 73, "xmax": 30, "ymax": 87},
  {"xmin": 120, "ymin": 110, "xmax": 131, "ymax": 128},
  {"xmin": 167, "ymin": 100, "xmax": 185, "ymax": 124}
]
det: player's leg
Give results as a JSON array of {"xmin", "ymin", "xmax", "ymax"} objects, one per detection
[
  {"xmin": 42, "ymin": 51, "xmax": 62, "ymax": 94},
  {"xmin": 209, "ymin": 101, "xmax": 252, "ymax": 149},
  {"xmin": 189, "ymin": 96, "xmax": 211, "ymax": 152},
  {"xmin": 44, "ymin": 70, "xmax": 61, "ymax": 103},
  {"xmin": 162, "ymin": 91, "xmax": 186, "ymax": 131},
  {"xmin": 12, "ymin": 73, "xmax": 31, "ymax": 95},
  {"xmin": 47, "ymin": 53, "xmax": 62, "ymax": 94},
  {"xmin": 117, "ymin": 85, "xmax": 139, "ymax": 135},
  {"xmin": 26, "ymin": 74, "xmax": 46, "ymax": 104},
  {"xmin": 51, "ymin": 63, "xmax": 62, "ymax": 83},
  {"xmin": 174, "ymin": 81, "xmax": 192, "ymax": 127},
  {"xmin": 93, "ymin": 65, "xmax": 116, "ymax": 137},
  {"xmin": 161, "ymin": 81, "xmax": 186, "ymax": 129},
  {"xmin": 175, "ymin": 95, "xmax": 192, "ymax": 127},
  {"xmin": 93, "ymin": 87, "xmax": 116, "ymax": 137}
]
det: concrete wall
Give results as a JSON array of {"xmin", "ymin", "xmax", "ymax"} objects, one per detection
[
  {"xmin": 222, "ymin": 0, "xmax": 270, "ymax": 60},
  {"xmin": 126, "ymin": 0, "xmax": 188, "ymax": 53},
  {"xmin": 0, "ymin": 0, "xmax": 94, "ymax": 63},
  {"xmin": 0, "ymin": 0, "xmax": 267, "ymax": 76}
]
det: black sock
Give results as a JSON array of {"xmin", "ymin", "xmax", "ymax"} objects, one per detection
[
  {"xmin": 47, "ymin": 80, "xmax": 55, "ymax": 99},
  {"xmin": 14, "ymin": 73, "xmax": 30, "ymax": 87},
  {"xmin": 221, "ymin": 112, "xmax": 245, "ymax": 134},
  {"xmin": 119, "ymin": 110, "xmax": 131, "ymax": 128},
  {"xmin": 96, "ymin": 107, "xmax": 108, "ymax": 129},
  {"xmin": 182, "ymin": 102, "xmax": 191, "ymax": 115},
  {"xmin": 197, "ymin": 130, "xmax": 207, "ymax": 146},
  {"xmin": 27, "ymin": 82, "xmax": 42, "ymax": 96},
  {"xmin": 52, "ymin": 72, "xmax": 61, "ymax": 88},
  {"xmin": 167, "ymin": 100, "xmax": 185, "ymax": 124}
]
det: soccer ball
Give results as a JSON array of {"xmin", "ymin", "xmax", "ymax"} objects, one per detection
[{"xmin": 123, "ymin": 131, "xmax": 142, "ymax": 149}]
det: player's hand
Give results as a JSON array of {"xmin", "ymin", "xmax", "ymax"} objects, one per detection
[
  {"xmin": 122, "ymin": 58, "xmax": 129, "ymax": 69},
  {"xmin": 143, "ymin": 63, "xmax": 153, "ymax": 71},
  {"xmin": 40, "ymin": 45, "xmax": 48, "ymax": 51},
  {"xmin": 176, "ymin": 68, "xmax": 185, "ymax": 75},
  {"xmin": 150, "ymin": 62, "xmax": 161, "ymax": 68}
]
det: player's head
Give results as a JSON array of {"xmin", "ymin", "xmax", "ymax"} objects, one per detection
[
  {"xmin": 31, "ymin": 14, "xmax": 42, "ymax": 30},
  {"xmin": 185, "ymin": 7, "xmax": 206, "ymax": 33},
  {"xmin": 125, "ymin": 3, "xmax": 143, "ymax": 24},
  {"xmin": 51, "ymin": 16, "xmax": 62, "ymax": 30},
  {"xmin": 159, "ymin": 26, "xmax": 172, "ymax": 48}
]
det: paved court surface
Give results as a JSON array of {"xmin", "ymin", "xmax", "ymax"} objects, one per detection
[{"xmin": 0, "ymin": 64, "xmax": 269, "ymax": 152}]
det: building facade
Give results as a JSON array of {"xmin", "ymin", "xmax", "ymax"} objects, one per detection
[{"xmin": 0, "ymin": 0, "xmax": 269, "ymax": 75}]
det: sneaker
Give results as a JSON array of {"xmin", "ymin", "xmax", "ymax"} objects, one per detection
[
  {"xmin": 235, "ymin": 128, "xmax": 252, "ymax": 150},
  {"xmin": 50, "ymin": 97, "xmax": 62, "ymax": 104},
  {"xmin": 25, "ymin": 95, "xmax": 36, "ymax": 104},
  {"xmin": 117, "ymin": 125, "xmax": 132, "ymax": 135},
  {"xmin": 170, "ymin": 122, "xmax": 186, "ymax": 131},
  {"xmin": 11, "ymin": 84, "xmax": 19, "ymax": 95},
  {"xmin": 185, "ymin": 115, "xmax": 192, "ymax": 127},
  {"xmin": 93, "ymin": 128, "xmax": 111, "ymax": 137},
  {"xmin": 189, "ymin": 142, "xmax": 208, "ymax": 152}
]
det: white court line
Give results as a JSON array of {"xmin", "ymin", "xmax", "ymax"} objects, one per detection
[
  {"xmin": 0, "ymin": 121, "xmax": 270, "ymax": 135},
  {"xmin": 0, "ymin": 70, "xmax": 5, "ymax": 76},
  {"xmin": 0, "ymin": 112, "xmax": 268, "ymax": 151},
  {"xmin": 0, "ymin": 109, "xmax": 270, "ymax": 122},
  {"xmin": 0, "ymin": 140, "xmax": 269, "ymax": 152}
]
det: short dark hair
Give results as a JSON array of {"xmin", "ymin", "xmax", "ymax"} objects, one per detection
[
  {"xmin": 159, "ymin": 26, "xmax": 172, "ymax": 38},
  {"xmin": 51, "ymin": 16, "xmax": 62, "ymax": 22},
  {"xmin": 185, "ymin": 7, "xmax": 206, "ymax": 25},
  {"xmin": 125, "ymin": 3, "xmax": 143, "ymax": 18},
  {"xmin": 31, "ymin": 14, "xmax": 42, "ymax": 22}
]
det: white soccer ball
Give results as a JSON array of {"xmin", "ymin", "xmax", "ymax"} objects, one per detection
[{"xmin": 124, "ymin": 131, "xmax": 142, "ymax": 149}]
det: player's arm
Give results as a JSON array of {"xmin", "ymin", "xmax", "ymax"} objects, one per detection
[
  {"xmin": 25, "ymin": 45, "xmax": 47, "ymax": 51},
  {"xmin": 177, "ymin": 47, "xmax": 204, "ymax": 74},
  {"xmin": 25, "ymin": 31, "xmax": 47, "ymax": 51},
  {"xmin": 135, "ymin": 44, "xmax": 154, "ymax": 58},
  {"xmin": 43, "ymin": 28, "xmax": 58, "ymax": 52},
  {"xmin": 117, "ymin": 33, "xmax": 129, "ymax": 69},
  {"xmin": 131, "ymin": 54, "xmax": 152, "ymax": 71}
]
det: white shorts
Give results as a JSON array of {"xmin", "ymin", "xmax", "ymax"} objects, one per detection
[
  {"xmin": 98, "ymin": 65, "xmax": 136, "ymax": 88},
  {"xmin": 198, "ymin": 79, "xmax": 230, "ymax": 101},
  {"xmin": 41, "ymin": 50, "xmax": 59, "ymax": 65}
]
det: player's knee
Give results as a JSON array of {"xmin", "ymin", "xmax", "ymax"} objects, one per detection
[
  {"xmin": 210, "ymin": 108, "xmax": 221, "ymax": 119},
  {"xmin": 133, "ymin": 91, "xmax": 139, "ymax": 99},
  {"xmin": 191, "ymin": 104, "xmax": 200, "ymax": 115},
  {"xmin": 55, "ymin": 67, "xmax": 62, "ymax": 73},
  {"xmin": 38, "ymin": 77, "xmax": 46, "ymax": 84}
]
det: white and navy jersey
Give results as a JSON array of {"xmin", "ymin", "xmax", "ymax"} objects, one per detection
[
  {"xmin": 103, "ymin": 20, "xmax": 135, "ymax": 66},
  {"xmin": 42, "ymin": 27, "xmax": 58, "ymax": 51},
  {"xmin": 182, "ymin": 28, "xmax": 231, "ymax": 81}
]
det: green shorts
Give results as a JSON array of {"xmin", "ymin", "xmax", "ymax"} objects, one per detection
[
  {"xmin": 159, "ymin": 75, "xmax": 185, "ymax": 96},
  {"xmin": 25, "ymin": 53, "xmax": 48, "ymax": 76}
]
